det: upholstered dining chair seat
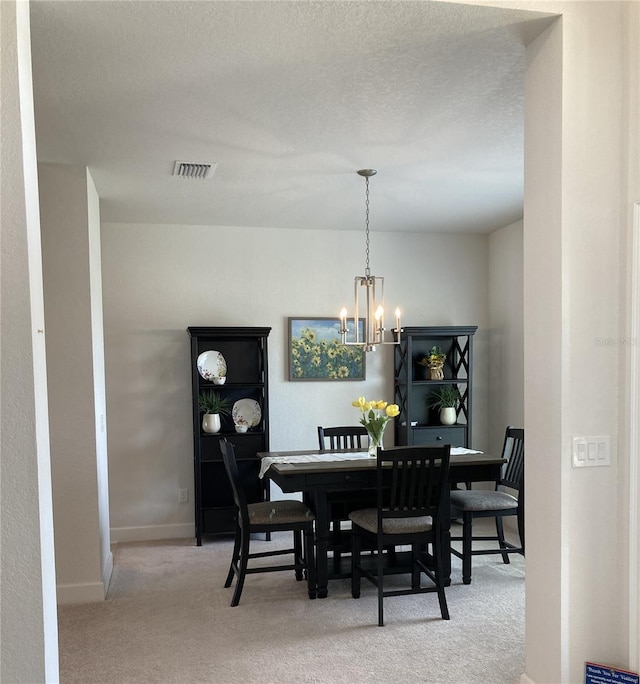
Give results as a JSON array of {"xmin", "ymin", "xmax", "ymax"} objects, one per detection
[
  {"xmin": 449, "ymin": 489, "xmax": 517, "ymax": 512},
  {"xmin": 349, "ymin": 509, "xmax": 433, "ymax": 535},
  {"xmin": 248, "ymin": 500, "xmax": 315, "ymax": 525}
]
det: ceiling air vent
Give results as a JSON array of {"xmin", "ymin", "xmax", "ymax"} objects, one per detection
[{"xmin": 172, "ymin": 161, "xmax": 217, "ymax": 179}]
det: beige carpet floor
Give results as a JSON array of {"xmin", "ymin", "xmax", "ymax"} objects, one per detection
[{"xmin": 57, "ymin": 522, "xmax": 525, "ymax": 684}]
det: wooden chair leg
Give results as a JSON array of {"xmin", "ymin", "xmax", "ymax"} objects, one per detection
[
  {"xmin": 225, "ymin": 520, "xmax": 241, "ymax": 588},
  {"xmin": 377, "ymin": 542, "xmax": 385, "ymax": 627},
  {"xmin": 351, "ymin": 527, "xmax": 362, "ymax": 599},
  {"xmin": 230, "ymin": 527, "xmax": 250, "ymax": 607},
  {"xmin": 411, "ymin": 544, "xmax": 421, "ymax": 590},
  {"xmin": 518, "ymin": 498, "xmax": 525, "ymax": 554},
  {"xmin": 331, "ymin": 520, "xmax": 342, "ymax": 572},
  {"xmin": 495, "ymin": 517, "xmax": 511, "ymax": 564},
  {"xmin": 294, "ymin": 529, "xmax": 303, "ymax": 581},
  {"xmin": 462, "ymin": 512, "xmax": 473, "ymax": 585},
  {"xmin": 433, "ymin": 535, "xmax": 450, "ymax": 620}
]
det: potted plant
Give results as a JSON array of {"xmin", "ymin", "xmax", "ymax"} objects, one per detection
[
  {"xmin": 417, "ymin": 346, "xmax": 447, "ymax": 380},
  {"xmin": 427, "ymin": 385, "xmax": 460, "ymax": 425},
  {"xmin": 199, "ymin": 390, "xmax": 232, "ymax": 434}
]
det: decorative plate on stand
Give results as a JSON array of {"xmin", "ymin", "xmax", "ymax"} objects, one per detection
[
  {"xmin": 232, "ymin": 399, "xmax": 262, "ymax": 429},
  {"xmin": 197, "ymin": 350, "xmax": 227, "ymax": 381}
]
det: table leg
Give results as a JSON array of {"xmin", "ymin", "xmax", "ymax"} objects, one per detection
[{"xmin": 313, "ymin": 491, "xmax": 330, "ymax": 599}]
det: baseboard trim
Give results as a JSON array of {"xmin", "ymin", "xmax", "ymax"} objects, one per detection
[
  {"xmin": 110, "ymin": 523, "xmax": 195, "ymax": 544},
  {"xmin": 57, "ymin": 581, "xmax": 105, "ymax": 605},
  {"xmin": 520, "ymin": 673, "xmax": 536, "ymax": 684}
]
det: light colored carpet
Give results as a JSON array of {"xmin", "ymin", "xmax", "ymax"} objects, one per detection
[{"xmin": 57, "ymin": 522, "xmax": 525, "ymax": 684}]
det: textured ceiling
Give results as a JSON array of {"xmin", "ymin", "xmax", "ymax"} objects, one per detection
[{"xmin": 29, "ymin": 1, "xmax": 556, "ymax": 233}]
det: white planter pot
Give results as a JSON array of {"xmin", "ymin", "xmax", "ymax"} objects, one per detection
[
  {"xmin": 439, "ymin": 407, "xmax": 457, "ymax": 425},
  {"xmin": 202, "ymin": 413, "xmax": 222, "ymax": 434}
]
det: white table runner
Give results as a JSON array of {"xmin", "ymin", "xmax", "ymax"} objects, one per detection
[
  {"xmin": 259, "ymin": 447, "xmax": 483, "ymax": 479},
  {"xmin": 259, "ymin": 451, "xmax": 369, "ymax": 478}
]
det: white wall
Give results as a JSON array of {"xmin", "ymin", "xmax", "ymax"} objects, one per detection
[
  {"xmin": 517, "ymin": 2, "xmax": 628, "ymax": 681},
  {"xmin": 87, "ymin": 169, "xmax": 113, "ymax": 595},
  {"xmin": 101, "ymin": 223, "xmax": 489, "ymax": 539},
  {"xmin": 462, "ymin": 0, "xmax": 636, "ymax": 679},
  {"xmin": 488, "ymin": 220, "xmax": 524, "ymax": 454},
  {"xmin": 0, "ymin": 1, "xmax": 59, "ymax": 680},
  {"xmin": 39, "ymin": 163, "xmax": 112, "ymax": 604}
]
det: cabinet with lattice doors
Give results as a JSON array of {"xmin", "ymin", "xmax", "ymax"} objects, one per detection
[
  {"xmin": 393, "ymin": 326, "xmax": 477, "ymax": 448},
  {"xmin": 188, "ymin": 326, "xmax": 271, "ymax": 545}
]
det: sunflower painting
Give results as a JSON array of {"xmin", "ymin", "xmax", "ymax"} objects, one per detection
[{"xmin": 288, "ymin": 318, "xmax": 365, "ymax": 381}]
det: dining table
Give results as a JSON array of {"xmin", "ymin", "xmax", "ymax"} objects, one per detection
[{"xmin": 257, "ymin": 447, "xmax": 506, "ymax": 598}]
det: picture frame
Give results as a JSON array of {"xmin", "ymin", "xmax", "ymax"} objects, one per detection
[{"xmin": 288, "ymin": 317, "xmax": 366, "ymax": 381}]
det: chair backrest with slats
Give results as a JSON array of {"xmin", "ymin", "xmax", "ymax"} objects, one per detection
[
  {"xmin": 220, "ymin": 439, "xmax": 249, "ymax": 527},
  {"xmin": 317, "ymin": 425, "xmax": 368, "ymax": 450},
  {"xmin": 500, "ymin": 426, "xmax": 525, "ymax": 492},
  {"xmin": 377, "ymin": 445, "xmax": 451, "ymax": 528}
]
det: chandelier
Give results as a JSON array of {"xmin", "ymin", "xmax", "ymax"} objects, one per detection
[{"xmin": 339, "ymin": 169, "xmax": 402, "ymax": 352}]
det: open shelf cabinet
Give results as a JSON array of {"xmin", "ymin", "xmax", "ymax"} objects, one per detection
[
  {"xmin": 394, "ymin": 326, "xmax": 477, "ymax": 448},
  {"xmin": 188, "ymin": 326, "xmax": 271, "ymax": 545}
]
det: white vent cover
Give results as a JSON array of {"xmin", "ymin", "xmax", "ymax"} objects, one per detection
[{"xmin": 172, "ymin": 161, "xmax": 217, "ymax": 179}]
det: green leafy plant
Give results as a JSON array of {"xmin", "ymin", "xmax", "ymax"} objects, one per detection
[
  {"xmin": 198, "ymin": 390, "xmax": 232, "ymax": 416},
  {"xmin": 418, "ymin": 346, "xmax": 446, "ymax": 367},
  {"xmin": 427, "ymin": 385, "xmax": 460, "ymax": 410}
]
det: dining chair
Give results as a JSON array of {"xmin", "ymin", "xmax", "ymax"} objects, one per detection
[
  {"xmin": 449, "ymin": 426, "xmax": 524, "ymax": 584},
  {"xmin": 317, "ymin": 425, "xmax": 372, "ymax": 574},
  {"xmin": 220, "ymin": 439, "xmax": 317, "ymax": 606},
  {"xmin": 349, "ymin": 445, "xmax": 452, "ymax": 626},
  {"xmin": 317, "ymin": 425, "xmax": 369, "ymax": 451}
]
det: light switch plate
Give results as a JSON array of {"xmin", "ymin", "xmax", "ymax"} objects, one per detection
[{"xmin": 572, "ymin": 436, "xmax": 611, "ymax": 467}]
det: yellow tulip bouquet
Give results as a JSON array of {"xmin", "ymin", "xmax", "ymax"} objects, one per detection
[{"xmin": 352, "ymin": 396, "xmax": 400, "ymax": 454}]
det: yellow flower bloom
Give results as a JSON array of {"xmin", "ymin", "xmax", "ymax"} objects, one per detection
[{"xmin": 385, "ymin": 404, "xmax": 400, "ymax": 418}]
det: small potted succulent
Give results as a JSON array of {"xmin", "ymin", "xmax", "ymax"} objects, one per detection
[
  {"xmin": 427, "ymin": 385, "xmax": 460, "ymax": 425},
  {"xmin": 199, "ymin": 391, "xmax": 232, "ymax": 434}
]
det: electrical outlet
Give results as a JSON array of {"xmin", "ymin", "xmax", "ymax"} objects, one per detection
[{"xmin": 178, "ymin": 488, "xmax": 189, "ymax": 503}]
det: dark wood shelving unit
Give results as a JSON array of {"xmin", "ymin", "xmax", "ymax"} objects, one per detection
[
  {"xmin": 187, "ymin": 326, "xmax": 271, "ymax": 545},
  {"xmin": 394, "ymin": 326, "xmax": 477, "ymax": 448}
]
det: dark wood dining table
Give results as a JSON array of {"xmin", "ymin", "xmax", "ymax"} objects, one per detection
[{"xmin": 257, "ymin": 448, "xmax": 505, "ymax": 598}]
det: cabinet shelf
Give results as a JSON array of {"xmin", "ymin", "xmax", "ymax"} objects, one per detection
[
  {"xmin": 200, "ymin": 430, "xmax": 265, "ymax": 436},
  {"xmin": 188, "ymin": 326, "xmax": 271, "ymax": 545},
  {"xmin": 198, "ymin": 382, "xmax": 265, "ymax": 389}
]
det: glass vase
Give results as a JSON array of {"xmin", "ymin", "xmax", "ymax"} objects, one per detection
[{"xmin": 366, "ymin": 431, "xmax": 384, "ymax": 458}]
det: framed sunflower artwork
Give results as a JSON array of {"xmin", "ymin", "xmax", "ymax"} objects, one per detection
[{"xmin": 287, "ymin": 317, "xmax": 366, "ymax": 381}]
